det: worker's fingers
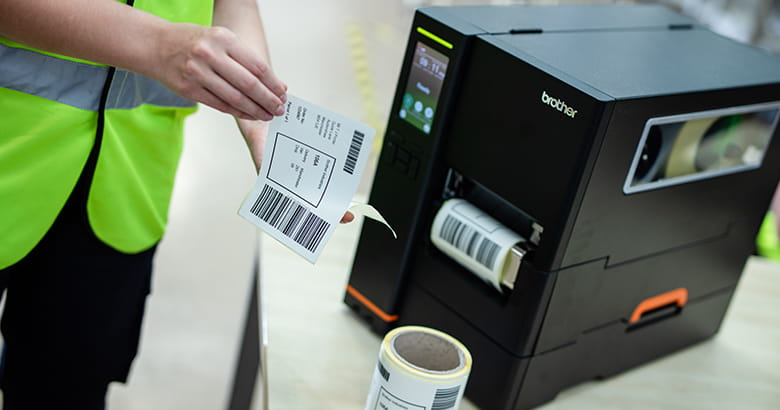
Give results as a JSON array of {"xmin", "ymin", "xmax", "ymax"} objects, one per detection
[
  {"xmin": 178, "ymin": 48, "xmax": 274, "ymax": 120},
  {"xmin": 179, "ymin": 30, "xmax": 276, "ymax": 120},
  {"xmin": 225, "ymin": 37, "xmax": 287, "ymax": 98},
  {"xmin": 205, "ymin": 65, "xmax": 275, "ymax": 121},
  {"xmin": 340, "ymin": 211, "xmax": 355, "ymax": 224},
  {"xmin": 197, "ymin": 26, "xmax": 286, "ymax": 116},
  {"xmin": 191, "ymin": 86, "xmax": 255, "ymax": 120},
  {"xmin": 155, "ymin": 24, "xmax": 288, "ymax": 122},
  {"xmin": 210, "ymin": 53, "xmax": 284, "ymax": 118}
]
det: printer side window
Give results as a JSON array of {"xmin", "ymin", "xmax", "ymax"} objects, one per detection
[
  {"xmin": 399, "ymin": 42, "xmax": 449, "ymax": 134},
  {"xmin": 625, "ymin": 104, "xmax": 780, "ymax": 194}
]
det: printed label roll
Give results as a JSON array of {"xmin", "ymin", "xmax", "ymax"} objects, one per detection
[
  {"xmin": 430, "ymin": 199, "xmax": 524, "ymax": 291},
  {"xmin": 365, "ymin": 326, "xmax": 472, "ymax": 410}
]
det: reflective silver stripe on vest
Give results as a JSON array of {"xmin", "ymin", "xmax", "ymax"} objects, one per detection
[
  {"xmin": 0, "ymin": 42, "xmax": 195, "ymax": 110},
  {"xmin": 108, "ymin": 69, "xmax": 195, "ymax": 109},
  {"xmin": 0, "ymin": 42, "xmax": 107, "ymax": 110}
]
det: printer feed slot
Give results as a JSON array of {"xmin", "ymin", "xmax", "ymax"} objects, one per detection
[
  {"xmin": 442, "ymin": 168, "xmax": 542, "ymax": 245},
  {"xmin": 433, "ymin": 169, "xmax": 541, "ymax": 292},
  {"xmin": 624, "ymin": 102, "xmax": 780, "ymax": 194}
]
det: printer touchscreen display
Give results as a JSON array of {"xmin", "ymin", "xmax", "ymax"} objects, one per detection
[{"xmin": 399, "ymin": 42, "xmax": 449, "ymax": 134}]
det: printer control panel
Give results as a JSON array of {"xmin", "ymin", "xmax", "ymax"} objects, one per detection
[
  {"xmin": 383, "ymin": 131, "xmax": 422, "ymax": 180},
  {"xmin": 398, "ymin": 41, "xmax": 450, "ymax": 134}
]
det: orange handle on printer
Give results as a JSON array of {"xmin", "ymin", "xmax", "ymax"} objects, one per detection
[{"xmin": 629, "ymin": 288, "xmax": 688, "ymax": 324}]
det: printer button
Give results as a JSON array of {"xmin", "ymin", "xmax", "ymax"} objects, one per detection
[
  {"xmin": 388, "ymin": 131, "xmax": 404, "ymax": 144},
  {"xmin": 395, "ymin": 147, "xmax": 411, "ymax": 166},
  {"xmin": 393, "ymin": 148, "xmax": 411, "ymax": 174},
  {"xmin": 383, "ymin": 140, "xmax": 398, "ymax": 165}
]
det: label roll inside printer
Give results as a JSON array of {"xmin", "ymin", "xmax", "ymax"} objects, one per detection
[{"xmin": 430, "ymin": 199, "xmax": 527, "ymax": 291}]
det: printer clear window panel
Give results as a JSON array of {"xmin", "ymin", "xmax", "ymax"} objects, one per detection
[
  {"xmin": 625, "ymin": 105, "xmax": 780, "ymax": 193},
  {"xmin": 399, "ymin": 42, "xmax": 449, "ymax": 134}
]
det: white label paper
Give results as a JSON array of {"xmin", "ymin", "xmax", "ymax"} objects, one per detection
[
  {"xmin": 239, "ymin": 94, "xmax": 375, "ymax": 262},
  {"xmin": 349, "ymin": 202, "xmax": 397, "ymax": 239},
  {"xmin": 430, "ymin": 199, "xmax": 523, "ymax": 290},
  {"xmin": 365, "ymin": 326, "xmax": 471, "ymax": 410}
]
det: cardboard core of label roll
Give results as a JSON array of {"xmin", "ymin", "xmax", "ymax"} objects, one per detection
[{"xmin": 391, "ymin": 330, "xmax": 465, "ymax": 374}]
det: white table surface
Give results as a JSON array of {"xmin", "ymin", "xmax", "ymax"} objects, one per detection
[{"xmin": 260, "ymin": 214, "xmax": 780, "ymax": 410}]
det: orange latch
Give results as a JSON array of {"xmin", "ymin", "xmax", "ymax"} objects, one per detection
[{"xmin": 629, "ymin": 287, "xmax": 688, "ymax": 324}]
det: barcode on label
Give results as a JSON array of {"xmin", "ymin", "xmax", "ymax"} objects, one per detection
[
  {"xmin": 250, "ymin": 185, "xmax": 331, "ymax": 253},
  {"xmin": 343, "ymin": 130, "xmax": 364, "ymax": 174},
  {"xmin": 439, "ymin": 215, "xmax": 500, "ymax": 269},
  {"xmin": 431, "ymin": 386, "xmax": 460, "ymax": 410},
  {"xmin": 377, "ymin": 362, "xmax": 390, "ymax": 382}
]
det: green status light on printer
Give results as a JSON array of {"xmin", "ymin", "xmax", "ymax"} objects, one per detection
[{"xmin": 399, "ymin": 41, "xmax": 450, "ymax": 134}]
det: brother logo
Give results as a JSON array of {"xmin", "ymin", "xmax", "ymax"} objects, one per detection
[{"xmin": 541, "ymin": 91, "xmax": 577, "ymax": 118}]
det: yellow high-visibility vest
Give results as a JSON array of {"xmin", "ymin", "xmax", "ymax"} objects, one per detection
[{"xmin": 0, "ymin": 0, "xmax": 214, "ymax": 269}]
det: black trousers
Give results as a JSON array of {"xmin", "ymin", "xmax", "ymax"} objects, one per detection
[{"xmin": 0, "ymin": 178, "xmax": 156, "ymax": 409}]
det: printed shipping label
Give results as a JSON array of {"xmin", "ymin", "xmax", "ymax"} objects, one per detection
[{"xmin": 239, "ymin": 94, "xmax": 375, "ymax": 262}]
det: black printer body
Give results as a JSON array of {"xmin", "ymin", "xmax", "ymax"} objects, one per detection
[{"xmin": 345, "ymin": 5, "xmax": 780, "ymax": 409}]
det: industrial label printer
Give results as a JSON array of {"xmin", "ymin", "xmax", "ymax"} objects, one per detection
[{"xmin": 344, "ymin": 5, "xmax": 780, "ymax": 409}]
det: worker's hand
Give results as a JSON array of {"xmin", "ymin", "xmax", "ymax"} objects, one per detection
[
  {"xmin": 237, "ymin": 118, "xmax": 356, "ymax": 224},
  {"xmin": 152, "ymin": 24, "xmax": 287, "ymax": 121}
]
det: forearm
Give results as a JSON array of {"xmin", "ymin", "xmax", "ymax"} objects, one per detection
[
  {"xmin": 0, "ymin": 0, "xmax": 169, "ymax": 77},
  {"xmin": 214, "ymin": 0, "xmax": 271, "ymax": 62},
  {"xmin": 214, "ymin": 0, "xmax": 282, "ymax": 170},
  {"xmin": 0, "ymin": 0, "xmax": 286, "ymax": 121}
]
